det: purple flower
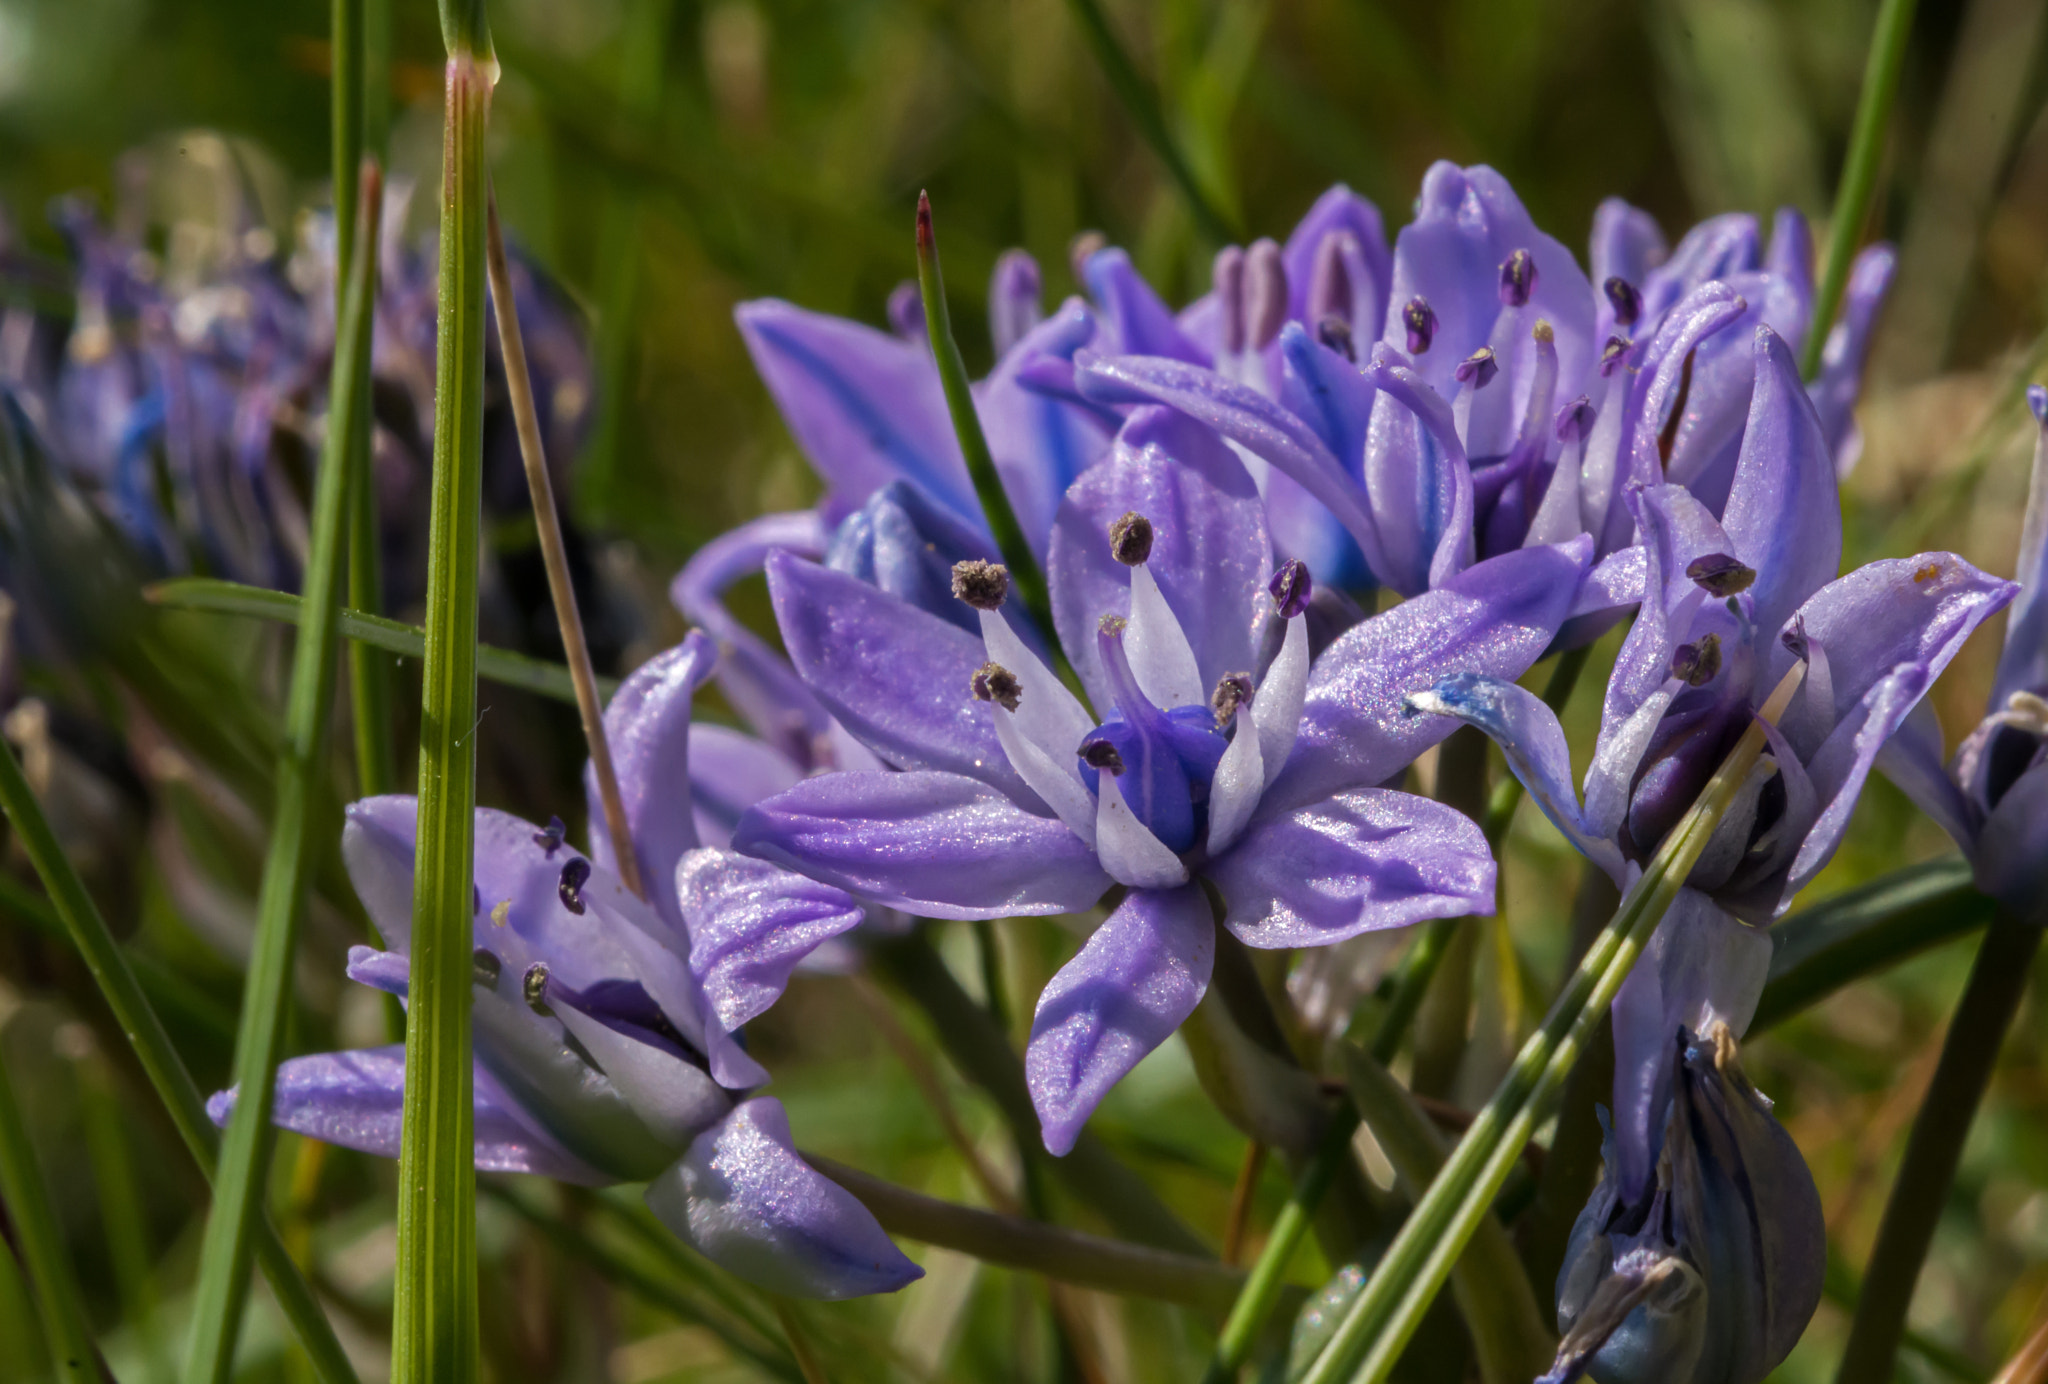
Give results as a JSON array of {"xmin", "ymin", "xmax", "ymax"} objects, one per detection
[
  {"xmin": 725, "ymin": 403, "xmax": 1594, "ymax": 1154},
  {"xmin": 207, "ymin": 635, "xmax": 917, "ymax": 1299},
  {"xmin": 1881, "ymin": 385, "xmax": 2048, "ymax": 913}
]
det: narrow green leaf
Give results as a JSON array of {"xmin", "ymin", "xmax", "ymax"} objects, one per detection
[
  {"xmin": 0, "ymin": 1030, "xmax": 98, "ymax": 1382},
  {"xmin": 184, "ymin": 162, "xmax": 385, "ymax": 1384},
  {"xmin": 0, "ymin": 737, "xmax": 359, "ymax": 1383},
  {"xmin": 391, "ymin": 48, "xmax": 491, "ymax": 1384},
  {"xmin": 79, "ymin": 1051, "xmax": 175, "ymax": 1384}
]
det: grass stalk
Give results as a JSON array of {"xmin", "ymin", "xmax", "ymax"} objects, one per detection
[{"xmin": 0, "ymin": 1026, "xmax": 99, "ymax": 1382}]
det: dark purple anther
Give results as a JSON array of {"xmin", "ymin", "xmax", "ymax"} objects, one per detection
[
  {"xmin": 1214, "ymin": 245, "xmax": 1247, "ymax": 355},
  {"xmin": 1245, "ymin": 238, "xmax": 1288, "ymax": 351},
  {"xmin": 1499, "ymin": 248, "xmax": 1537, "ymax": 307},
  {"xmin": 1686, "ymin": 553, "xmax": 1756, "ymax": 597},
  {"xmin": 1316, "ymin": 315, "xmax": 1356, "ymax": 363},
  {"xmin": 1604, "ymin": 275, "xmax": 1642, "ymax": 327},
  {"xmin": 1211, "ymin": 672, "xmax": 1254, "ymax": 726},
  {"xmin": 951, "ymin": 560, "xmax": 1010, "ymax": 610},
  {"xmin": 533, "ymin": 815, "xmax": 567, "ymax": 855},
  {"xmin": 1670, "ymin": 633, "xmax": 1723, "ymax": 688},
  {"xmin": 1403, "ymin": 296, "xmax": 1437, "ymax": 354},
  {"xmin": 1109, "ymin": 511, "xmax": 1155, "ymax": 566},
  {"xmin": 473, "ymin": 883, "xmax": 482, "ymax": 915},
  {"xmin": 473, "ymin": 948, "xmax": 502, "ymax": 989},
  {"xmin": 1554, "ymin": 395, "xmax": 1597, "ymax": 443},
  {"xmin": 1599, "ymin": 335, "xmax": 1632, "ymax": 378},
  {"xmin": 1455, "ymin": 347, "xmax": 1499, "ymax": 390},
  {"xmin": 558, "ymin": 858, "xmax": 591, "ymax": 916},
  {"xmin": 1080, "ymin": 737, "xmax": 1126, "ymax": 776},
  {"xmin": 971, "ymin": 662, "xmax": 1023, "ymax": 712},
  {"xmin": 1270, "ymin": 558, "xmax": 1313, "ymax": 619},
  {"xmin": 522, "ymin": 962, "xmax": 552, "ymax": 1013},
  {"xmin": 1307, "ymin": 231, "xmax": 1356, "ymax": 326}
]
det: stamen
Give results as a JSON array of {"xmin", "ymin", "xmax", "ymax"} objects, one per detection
[
  {"xmin": 472, "ymin": 948, "xmax": 502, "ymax": 989},
  {"xmin": 1211, "ymin": 671, "xmax": 1254, "ymax": 727},
  {"xmin": 1781, "ymin": 615, "xmax": 1810, "ymax": 661},
  {"xmin": 522, "ymin": 962, "xmax": 553, "ymax": 1014},
  {"xmin": 1109, "ymin": 510, "xmax": 1155, "ymax": 566},
  {"xmin": 1403, "ymin": 296, "xmax": 1437, "ymax": 354},
  {"xmin": 1080, "ymin": 737, "xmax": 1126, "ymax": 776},
  {"xmin": 558, "ymin": 858, "xmax": 591, "ymax": 916},
  {"xmin": 1454, "ymin": 347, "xmax": 1499, "ymax": 389},
  {"xmin": 951, "ymin": 559, "xmax": 1011, "ymax": 610},
  {"xmin": 1599, "ymin": 335, "xmax": 1632, "ymax": 377},
  {"xmin": 1554, "ymin": 395, "xmax": 1596, "ymax": 443},
  {"xmin": 1670, "ymin": 633, "xmax": 1723, "ymax": 687},
  {"xmin": 1069, "ymin": 229, "xmax": 1108, "ymax": 285},
  {"xmin": 1269, "ymin": 559, "xmax": 1313, "ymax": 619},
  {"xmin": 1307, "ymin": 231, "xmax": 1356, "ymax": 325},
  {"xmin": 970, "ymin": 661, "xmax": 1023, "ymax": 712},
  {"xmin": 1499, "ymin": 248, "xmax": 1537, "ymax": 307},
  {"xmin": 1316, "ymin": 314, "xmax": 1356, "ymax": 362},
  {"xmin": 1213, "ymin": 245, "xmax": 1247, "ymax": 355},
  {"xmin": 1686, "ymin": 553, "xmax": 1756, "ymax": 597},
  {"xmin": 1532, "ymin": 317, "xmax": 1555, "ymax": 345},
  {"xmin": 1245, "ymin": 238, "xmax": 1288, "ymax": 351},
  {"xmin": 532, "ymin": 814, "xmax": 566, "ymax": 855},
  {"xmin": 1604, "ymin": 276, "xmax": 1642, "ymax": 326},
  {"xmin": 1098, "ymin": 613, "xmax": 1128, "ymax": 636}
]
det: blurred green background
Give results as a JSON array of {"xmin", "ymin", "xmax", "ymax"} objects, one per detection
[{"xmin": 1, "ymin": 0, "xmax": 2047, "ymax": 1381}]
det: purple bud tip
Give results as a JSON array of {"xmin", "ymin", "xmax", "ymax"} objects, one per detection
[
  {"xmin": 558, "ymin": 858, "xmax": 591, "ymax": 916},
  {"xmin": 1499, "ymin": 248, "xmax": 1537, "ymax": 307},
  {"xmin": 951, "ymin": 559, "xmax": 1010, "ymax": 610},
  {"xmin": 970, "ymin": 661, "xmax": 1023, "ymax": 712},
  {"xmin": 473, "ymin": 948, "xmax": 502, "ymax": 989},
  {"xmin": 1214, "ymin": 245, "xmax": 1247, "ymax": 356},
  {"xmin": 1403, "ymin": 296, "xmax": 1437, "ymax": 354},
  {"xmin": 1108, "ymin": 511, "xmax": 1155, "ymax": 566},
  {"xmin": 1069, "ymin": 229, "xmax": 1108, "ymax": 286},
  {"xmin": 1604, "ymin": 276, "xmax": 1642, "ymax": 326},
  {"xmin": 1270, "ymin": 558, "xmax": 1313, "ymax": 618},
  {"xmin": 1210, "ymin": 671, "xmax": 1254, "ymax": 727},
  {"xmin": 886, "ymin": 281, "xmax": 925, "ymax": 340},
  {"xmin": 1554, "ymin": 395, "xmax": 1596, "ymax": 442},
  {"xmin": 533, "ymin": 815, "xmax": 567, "ymax": 855},
  {"xmin": 2030, "ymin": 383, "xmax": 2047, "ymax": 425},
  {"xmin": 1316, "ymin": 314, "xmax": 1356, "ymax": 363},
  {"xmin": 995, "ymin": 248, "xmax": 1041, "ymax": 304},
  {"xmin": 1454, "ymin": 347, "xmax": 1499, "ymax": 390},
  {"xmin": 1599, "ymin": 335, "xmax": 1632, "ymax": 378},
  {"xmin": 1080, "ymin": 737, "xmax": 1126, "ymax": 776},
  {"xmin": 1307, "ymin": 231, "xmax": 1356, "ymax": 325},
  {"xmin": 1246, "ymin": 238, "xmax": 1288, "ymax": 351},
  {"xmin": 1685, "ymin": 553, "xmax": 1756, "ymax": 597},
  {"xmin": 1669, "ymin": 633, "xmax": 1722, "ymax": 687},
  {"xmin": 915, "ymin": 191, "xmax": 934, "ymax": 255},
  {"xmin": 523, "ymin": 962, "xmax": 552, "ymax": 1013}
]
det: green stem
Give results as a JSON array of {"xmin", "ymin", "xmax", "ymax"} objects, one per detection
[
  {"xmin": 1834, "ymin": 908, "xmax": 2042, "ymax": 1383},
  {"xmin": 146, "ymin": 577, "xmax": 614, "ymax": 707},
  {"xmin": 1060, "ymin": 0, "xmax": 1241, "ymax": 245},
  {"xmin": 914, "ymin": 193, "xmax": 1053, "ymax": 634},
  {"xmin": 0, "ymin": 737, "xmax": 357, "ymax": 1382},
  {"xmin": 1800, "ymin": 0, "xmax": 1920, "ymax": 378},
  {"xmin": 0, "ymin": 1026, "xmax": 98, "ymax": 1382},
  {"xmin": 392, "ymin": 48, "xmax": 490, "ymax": 1384},
  {"xmin": 184, "ymin": 160, "xmax": 384, "ymax": 1384}
]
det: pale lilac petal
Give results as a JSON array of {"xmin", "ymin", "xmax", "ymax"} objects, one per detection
[
  {"xmin": 1255, "ymin": 614, "xmax": 1309, "ymax": 789},
  {"xmin": 678, "ymin": 848, "xmax": 865, "ymax": 1032},
  {"xmin": 1622, "ymin": 283, "xmax": 1750, "ymax": 511},
  {"xmin": 766, "ymin": 552, "xmax": 1035, "ymax": 803},
  {"xmin": 1877, "ymin": 699, "xmax": 1978, "ymax": 853},
  {"xmin": 587, "ymin": 633, "xmax": 718, "ymax": 927},
  {"xmin": 1590, "ymin": 199, "xmax": 1667, "ymax": 309},
  {"xmin": 735, "ymin": 299, "xmax": 977, "ymax": 521},
  {"xmin": 1046, "ymin": 405, "xmax": 1271, "ymax": 709},
  {"xmin": 1126, "ymin": 562, "xmax": 1205, "ymax": 710},
  {"xmin": 689, "ymin": 725, "xmax": 804, "ymax": 849},
  {"xmin": 1642, "ymin": 214, "xmax": 1760, "ymax": 322},
  {"xmin": 733, "ymin": 770, "xmax": 1111, "ymax": 920},
  {"xmin": 1205, "ymin": 703, "xmax": 1265, "ymax": 855},
  {"xmin": 1026, "ymin": 884, "xmax": 1214, "ymax": 1156},
  {"xmin": 989, "ymin": 249, "xmax": 1043, "ymax": 359},
  {"xmin": 1083, "ymin": 247, "xmax": 1208, "ymax": 363},
  {"xmin": 824, "ymin": 480, "xmax": 1000, "ymax": 631},
  {"xmin": 1812, "ymin": 244, "xmax": 1896, "ymax": 478},
  {"xmin": 1094, "ymin": 772, "xmax": 1191, "ymax": 890},
  {"xmin": 1273, "ymin": 538, "xmax": 1593, "ymax": 809},
  {"xmin": 1364, "ymin": 344, "xmax": 1475, "ymax": 592},
  {"xmin": 1283, "ymin": 184, "xmax": 1392, "ymax": 334},
  {"xmin": 1975, "ymin": 761, "xmax": 2048, "ymax": 912},
  {"xmin": 341, "ymin": 795, "xmax": 422, "ymax": 952},
  {"xmin": 975, "ymin": 299, "xmax": 1115, "ymax": 556},
  {"xmin": 646, "ymin": 1097, "xmax": 923, "ymax": 1298},
  {"xmin": 1602, "ymin": 484, "xmax": 1728, "ymax": 737},
  {"xmin": 1783, "ymin": 665, "xmax": 1934, "ymax": 902},
  {"xmin": 550, "ymin": 1000, "xmax": 733, "ymax": 1148},
  {"xmin": 1995, "ymin": 390, "xmax": 2048, "ymax": 706},
  {"xmin": 1277, "ymin": 323, "xmax": 1374, "ymax": 478}
]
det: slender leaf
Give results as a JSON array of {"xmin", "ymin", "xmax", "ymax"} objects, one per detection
[{"xmin": 0, "ymin": 1031, "xmax": 98, "ymax": 1382}]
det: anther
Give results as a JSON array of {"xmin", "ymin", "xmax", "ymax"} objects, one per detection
[
  {"xmin": 1604, "ymin": 276, "xmax": 1642, "ymax": 326},
  {"xmin": 1245, "ymin": 238, "xmax": 1288, "ymax": 351},
  {"xmin": 1403, "ymin": 296, "xmax": 1437, "ymax": 354},
  {"xmin": 558, "ymin": 858, "xmax": 591, "ymax": 916},
  {"xmin": 533, "ymin": 815, "xmax": 566, "ymax": 855},
  {"xmin": 1080, "ymin": 738, "xmax": 1126, "ymax": 776},
  {"xmin": 1554, "ymin": 395, "xmax": 1596, "ymax": 443},
  {"xmin": 971, "ymin": 661, "xmax": 1023, "ymax": 712},
  {"xmin": 473, "ymin": 948, "xmax": 502, "ymax": 989},
  {"xmin": 1499, "ymin": 248, "xmax": 1537, "ymax": 307},
  {"xmin": 1098, "ymin": 613, "xmax": 1128, "ymax": 636},
  {"xmin": 1213, "ymin": 245, "xmax": 1247, "ymax": 356},
  {"xmin": 1685, "ymin": 554, "xmax": 1756, "ymax": 597},
  {"xmin": 1270, "ymin": 559, "xmax": 1313, "ymax": 619},
  {"xmin": 1454, "ymin": 347, "xmax": 1499, "ymax": 390},
  {"xmin": 1211, "ymin": 672, "xmax": 1254, "ymax": 726},
  {"xmin": 951, "ymin": 559, "xmax": 1010, "ymax": 610},
  {"xmin": 1599, "ymin": 335, "xmax": 1632, "ymax": 377},
  {"xmin": 1670, "ymin": 633, "xmax": 1723, "ymax": 687},
  {"xmin": 1316, "ymin": 314, "xmax": 1356, "ymax": 362},
  {"xmin": 1532, "ymin": 318, "xmax": 1554, "ymax": 345},
  {"xmin": 1109, "ymin": 511, "xmax": 1155, "ymax": 566},
  {"xmin": 523, "ymin": 962, "xmax": 553, "ymax": 1014}
]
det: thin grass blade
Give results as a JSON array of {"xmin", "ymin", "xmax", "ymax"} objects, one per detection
[{"xmin": 0, "ymin": 1030, "xmax": 99, "ymax": 1382}]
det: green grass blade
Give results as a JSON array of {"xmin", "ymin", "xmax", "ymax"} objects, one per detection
[
  {"xmin": 0, "ymin": 738, "xmax": 359, "ymax": 1383},
  {"xmin": 145, "ymin": 578, "xmax": 610, "ymax": 706},
  {"xmin": 391, "ymin": 45, "xmax": 491, "ymax": 1384},
  {"xmin": 79, "ymin": 1051, "xmax": 174, "ymax": 1384},
  {"xmin": 0, "ymin": 1028, "xmax": 99, "ymax": 1382},
  {"xmin": 184, "ymin": 162, "xmax": 385, "ymax": 1384}
]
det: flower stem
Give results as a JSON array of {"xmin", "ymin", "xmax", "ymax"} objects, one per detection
[
  {"xmin": 392, "ymin": 45, "xmax": 491, "ymax": 1384},
  {"xmin": 0, "ymin": 1022, "xmax": 99, "ymax": 1382},
  {"xmin": 1801, "ymin": 0, "xmax": 1920, "ymax": 379},
  {"xmin": 183, "ymin": 160, "xmax": 384, "ymax": 1384},
  {"xmin": 483, "ymin": 186, "xmax": 641, "ymax": 897},
  {"xmin": 1835, "ymin": 907, "xmax": 2043, "ymax": 1383},
  {"xmin": 0, "ymin": 736, "xmax": 358, "ymax": 1383},
  {"xmin": 914, "ymin": 193, "xmax": 1052, "ymax": 634}
]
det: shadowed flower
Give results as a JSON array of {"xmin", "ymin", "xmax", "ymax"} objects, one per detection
[
  {"xmin": 724, "ymin": 403, "xmax": 1595, "ymax": 1153},
  {"xmin": 207, "ymin": 635, "xmax": 918, "ymax": 1299}
]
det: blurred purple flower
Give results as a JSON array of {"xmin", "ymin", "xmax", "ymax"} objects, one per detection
[
  {"xmin": 724, "ymin": 404, "xmax": 1595, "ymax": 1153},
  {"xmin": 207, "ymin": 635, "xmax": 918, "ymax": 1299}
]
